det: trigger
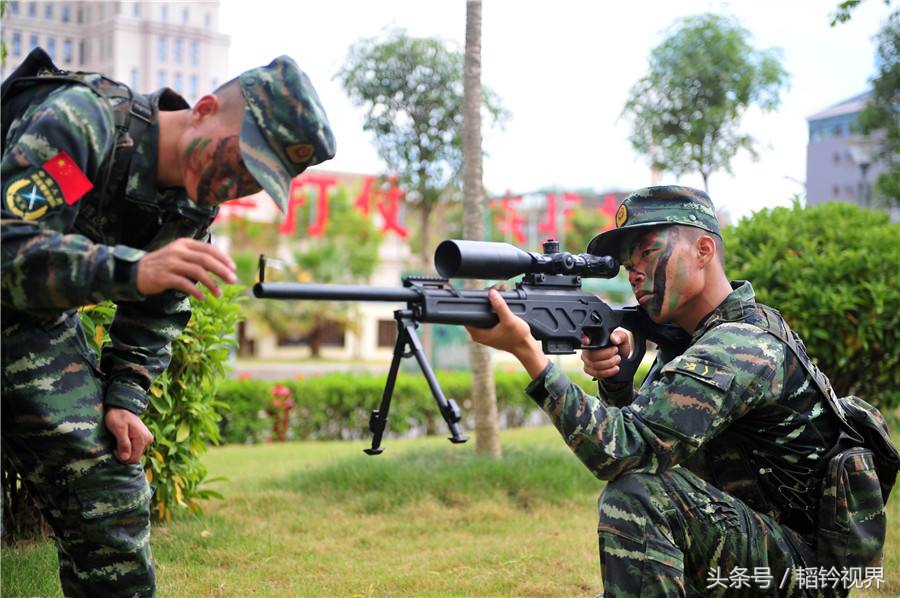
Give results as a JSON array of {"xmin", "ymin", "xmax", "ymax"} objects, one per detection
[{"xmin": 581, "ymin": 328, "xmax": 605, "ymax": 350}]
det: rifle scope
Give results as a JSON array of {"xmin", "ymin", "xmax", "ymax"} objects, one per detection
[{"xmin": 434, "ymin": 239, "xmax": 619, "ymax": 280}]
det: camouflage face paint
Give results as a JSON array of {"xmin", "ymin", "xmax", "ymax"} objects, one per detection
[
  {"xmin": 624, "ymin": 227, "xmax": 692, "ymax": 323},
  {"xmin": 183, "ymin": 134, "xmax": 261, "ymax": 206}
]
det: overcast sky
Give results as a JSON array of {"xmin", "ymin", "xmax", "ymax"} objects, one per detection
[{"xmin": 219, "ymin": 0, "xmax": 893, "ymax": 222}]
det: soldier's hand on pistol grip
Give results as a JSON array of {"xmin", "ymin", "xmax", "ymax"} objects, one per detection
[
  {"xmin": 105, "ymin": 408, "xmax": 154, "ymax": 464},
  {"xmin": 136, "ymin": 238, "xmax": 237, "ymax": 300},
  {"xmin": 581, "ymin": 328, "xmax": 632, "ymax": 379}
]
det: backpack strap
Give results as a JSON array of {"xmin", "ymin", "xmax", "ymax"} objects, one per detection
[
  {"xmin": 2, "ymin": 49, "xmax": 152, "ymax": 207},
  {"xmin": 756, "ymin": 305, "xmax": 855, "ymax": 432}
]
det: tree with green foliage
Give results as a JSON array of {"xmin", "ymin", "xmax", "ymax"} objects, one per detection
[
  {"xmin": 724, "ymin": 201, "xmax": 899, "ymax": 409},
  {"xmin": 251, "ymin": 188, "xmax": 382, "ymax": 357},
  {"xmin": 857, "ymin": 10, "xmax": 900, "ymax": 206},
  {"xmin": 622, "ymin": 14, "xmax": 788, "ymax": 191},
  {"xmin": 563, "ymin": 204, "xmax": 614, "ymax": 255},
  {"xmin": 336, "ymin": 28, "xmax": 507, "ymax": 271},
  {"xmin": 830, "ymin": 0, "xmax": 894, "ymax": 26}
]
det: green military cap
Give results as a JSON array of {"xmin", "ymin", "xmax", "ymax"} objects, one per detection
[
  {"xmin": 587, "ymin": 185, "xmax": 720, "ymax": 257},
  {"xmin": 238, "ymin": 55, "xmax": 336, "ymax": 212}
]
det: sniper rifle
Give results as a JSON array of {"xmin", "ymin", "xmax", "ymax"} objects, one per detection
[{"xmin": 253, "ymin": 239, "xmax": 690, "ymax": 455}]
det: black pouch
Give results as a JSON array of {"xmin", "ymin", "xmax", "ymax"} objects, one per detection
[{"xmin": 816, "ymin": 446, "xmax": 886, "ymax": 570}]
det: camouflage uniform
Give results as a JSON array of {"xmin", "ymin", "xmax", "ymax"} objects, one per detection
[
  {"xmin": 525, "ymin": 187, "xmax": 884, "ymax": 597},
  {"xmin": 1, "ymin": 53, "xmax": 334, "ymax": 597}
]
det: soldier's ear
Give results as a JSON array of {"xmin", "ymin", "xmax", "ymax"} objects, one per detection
[
  {"xmin": 696, "ymin": 234, "xmax": 716, "ymax": 268},
  {"xmin": 192, "ymin": 94, "xmax": 221, "ymax": 122}
]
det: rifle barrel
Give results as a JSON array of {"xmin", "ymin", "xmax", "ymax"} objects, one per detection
[{"xmin": 253, "ymin": 282, "xmax": 421, "ymax": 303}]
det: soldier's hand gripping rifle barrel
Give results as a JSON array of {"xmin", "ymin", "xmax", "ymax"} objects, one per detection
[{"xmin": 253, "ymin": 239, "xmax": 690, "ymax": 455}]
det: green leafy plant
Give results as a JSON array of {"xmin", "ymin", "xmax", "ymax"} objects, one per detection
[
  {"xmin": 143, "ymin": 285, "xmax": 245, "ymax": 522},
  {"xmin": 215, "ymin": 363, "xmax": 652, "ymax": 445},
  {"xmin": 724, "ymin": 201, "xmax": 899, "ymax": 409}
]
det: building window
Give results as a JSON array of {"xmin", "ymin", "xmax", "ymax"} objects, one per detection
[
  {"xmin": 77, "ymin": 5, "xmax": 83, "ymax": 23},
  {"xmin": 173, "ymin": 72, "xmax": 183, "ymax": 92},
  {"xmin": 79, "ymin": 40, "xmax": 86, "ymax": 64},
  {"xmin": 29, "ymin": 33, "xmax": 38, "ymax": 51},
  {"xmin": 204, "ymin": 12, "xmax": 211, "ymax": 29},
  {"xmin": 12, "ymin": 32, "xmax": 22, "ymax": 56},
  {"xmin": 46, "ymin": 37, "xmax": 56, "ymax": 60},
  {"xmin": 182, "ymin": 7, "xmax": 189, "ymax": 24},
  {"xmin": 63, "ymin": 39, "xmax": 73, "ymax": 64},
  {"xmin": 833, "ymin": 152, "xmax": 841, "ymax": 165},
  {"xmin": 10, "ymin": 0, "xmax": 19, "ymax": 15},
  {"xmin": 161, "ymin": 4, "xmax": 167, "ymax": 21},
  {"xmin": 131, "ymin": 68, "xmax": 138, "ymax": 90},
  {"xmin": 190, "ymin": 40, "xmax": 199, "ymax": 66},
  {"xmin": 27, "ymin": 1, "xmax": 36, "ymax": 17},
  {"xmin": 133, "ymin": 2, "xmax": 140, "ymax": 17},
  {"xmin": 845, "ymin": 185, "xmax": 856, "ymax": 198},
  {"xmin": 158, "ymin": 36, "xmax": 167, "ymax": 62},
  {"xmin": 157, "ymin": 70, "xmax": 166, "ymax": 88},
  {"xmin": 61, "ymin": 4, "xmax": 70, "ymax": 22},
  {"xmin": 833, "ymin": 125, "xmax": 843, "ymax": 138},
  {"xmin": 174, "ymin": 38, "xmax": 182, "ymax": 64},
  {"xmin": 377, "ymin": 320, "xmax": 397, "ymax": 348},
  {"xmin": 832, "ymin": 185, "xmax": 840, "ymax": 197},
  {"xmin": 189, "ymin": 74, "xmax": 198, "ymax": 98},
  {"xmin": 44, "ymin": 2, "xmax": 52, "ymax": 18}
]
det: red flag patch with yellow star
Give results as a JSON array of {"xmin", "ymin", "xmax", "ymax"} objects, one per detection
[{"xmin": 42, "ymin": 151, "xmax": 93, "ymax": 205}]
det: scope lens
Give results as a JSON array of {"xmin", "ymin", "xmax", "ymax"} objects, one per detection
[{"xmin": 435, "ymin": 240, "xmax": 462, "ymax": 278}]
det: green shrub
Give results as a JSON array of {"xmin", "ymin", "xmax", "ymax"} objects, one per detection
[
  {"xmin": 724, "ymin": 201, "xmax": 900, "ymax": 409},
  {"xmin": 216, "ymin": 378, "xmax": 273, "ymax": 444},
  {"xmin": 216, "ymin": 361, "xmax": 652, "ymax": 444},
  {"xmin": 141, "ymin": 286, "xmax": 245, "ymax": 522}
]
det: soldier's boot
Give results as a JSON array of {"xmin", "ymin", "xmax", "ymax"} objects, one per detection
[{"xmin": 596, "ymin": 468, "xmax": 815, "ymax": 598}]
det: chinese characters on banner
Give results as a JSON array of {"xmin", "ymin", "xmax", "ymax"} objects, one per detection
[{"xmin": 217, "ymin": 171, "xmax": 622, "ymax": 244}]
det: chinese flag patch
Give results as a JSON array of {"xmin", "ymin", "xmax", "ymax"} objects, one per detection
[{"xmin": 42, "ymin": 151, "xmax": 93, "ymax": 205}]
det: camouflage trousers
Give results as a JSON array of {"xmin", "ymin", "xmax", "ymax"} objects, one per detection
[
  {"xmin": 597, "ymin": 467, "xmax": 832, "ymax": 598},
  {"xmin": 1, "ymin": 312, "xmax": 155, "ymax": 597}
]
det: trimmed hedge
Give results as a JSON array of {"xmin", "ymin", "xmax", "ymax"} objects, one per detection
[
  {"xmin": 216, "ymin": 364, "xmax": 651, "ymax": 445},
  {"xmin": 725, "ymin": 201, "xmax": 900, "ymax": 410}
]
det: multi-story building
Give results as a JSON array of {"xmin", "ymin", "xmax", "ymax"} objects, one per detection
[
  {"xmin": 805, "ymin": 91, "xmax": 892, "ymax": 212},
  {"xmin": 2, "ymin": 0, "xmax": 229, "ymax": 105}
]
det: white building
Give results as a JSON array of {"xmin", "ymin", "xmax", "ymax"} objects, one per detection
[{"xmin": 2, "ymin": 0, "xmax": 229, "ymax": 105}]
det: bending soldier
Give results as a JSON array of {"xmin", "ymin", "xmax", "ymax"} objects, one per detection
[
  {"xmin": 1, "ymin": 49, "xmax": 335, "ymax": 597},
  {"xmin": 468, "ymin": 187, "xmax": 888, "ymax": 597}
]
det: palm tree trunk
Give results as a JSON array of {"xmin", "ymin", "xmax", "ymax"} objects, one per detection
[{"xmin": 463, "ymin": 0, "xmax": 501, "ymax": 457}]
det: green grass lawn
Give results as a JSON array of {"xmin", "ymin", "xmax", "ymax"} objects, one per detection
[{"xmin": 3, "ymin": 426, "xmax": 899, "ymax": 597}]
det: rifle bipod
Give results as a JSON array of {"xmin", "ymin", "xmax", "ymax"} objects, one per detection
[{"xmin": 364, "ymin": 309, "xmax": 469, "ymax": 455}]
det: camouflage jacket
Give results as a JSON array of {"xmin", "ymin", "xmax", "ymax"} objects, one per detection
[
  {"xmin": 526, "ymin": 281, "xmax": 844, "ymax": 533},
  {"xmin": 1, "ymin": 78, "xmax": 216, "ymax": 415}
]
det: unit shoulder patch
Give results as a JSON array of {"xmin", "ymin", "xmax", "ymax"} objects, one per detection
[{"xmin": 4, "ymin": 169, "xmax": 65, "ymax": 220}]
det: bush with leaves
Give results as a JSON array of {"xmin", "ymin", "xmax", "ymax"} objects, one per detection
[
  {"xmin": 142, "ymin": 286, "xmax": 244, "ymax": 522},
  {"xmin": 81, "ymin": 286, "xmax": 244, "ymax": 522},
  {"xmin": 215, "ymin": 363, "xmax": 653, "ymax": 444},
  {"xmin": 724, "ymin": 201, "xmax": 899, "ymax": 409}
]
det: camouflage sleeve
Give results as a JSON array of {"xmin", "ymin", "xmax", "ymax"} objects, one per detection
[
  {"xmin": 1, "ymin": 85, "xmax": 145, "ymax": 315},
  {"xmin": 101, "ymin": 291, "xmax": 192, "ymax": 414},
  {"xmin": 526, "ymin": 322, "xmax": 785, "ymax": 480}
]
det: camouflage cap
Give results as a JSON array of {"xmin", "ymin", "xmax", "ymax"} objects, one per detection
[
  {"xmin": 238, "ymin": 55, "xmax": 336, "ymax": 212},
  {"xmin": 586, "ymin": 185, "xmax": 720, "ymax": 257}
]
